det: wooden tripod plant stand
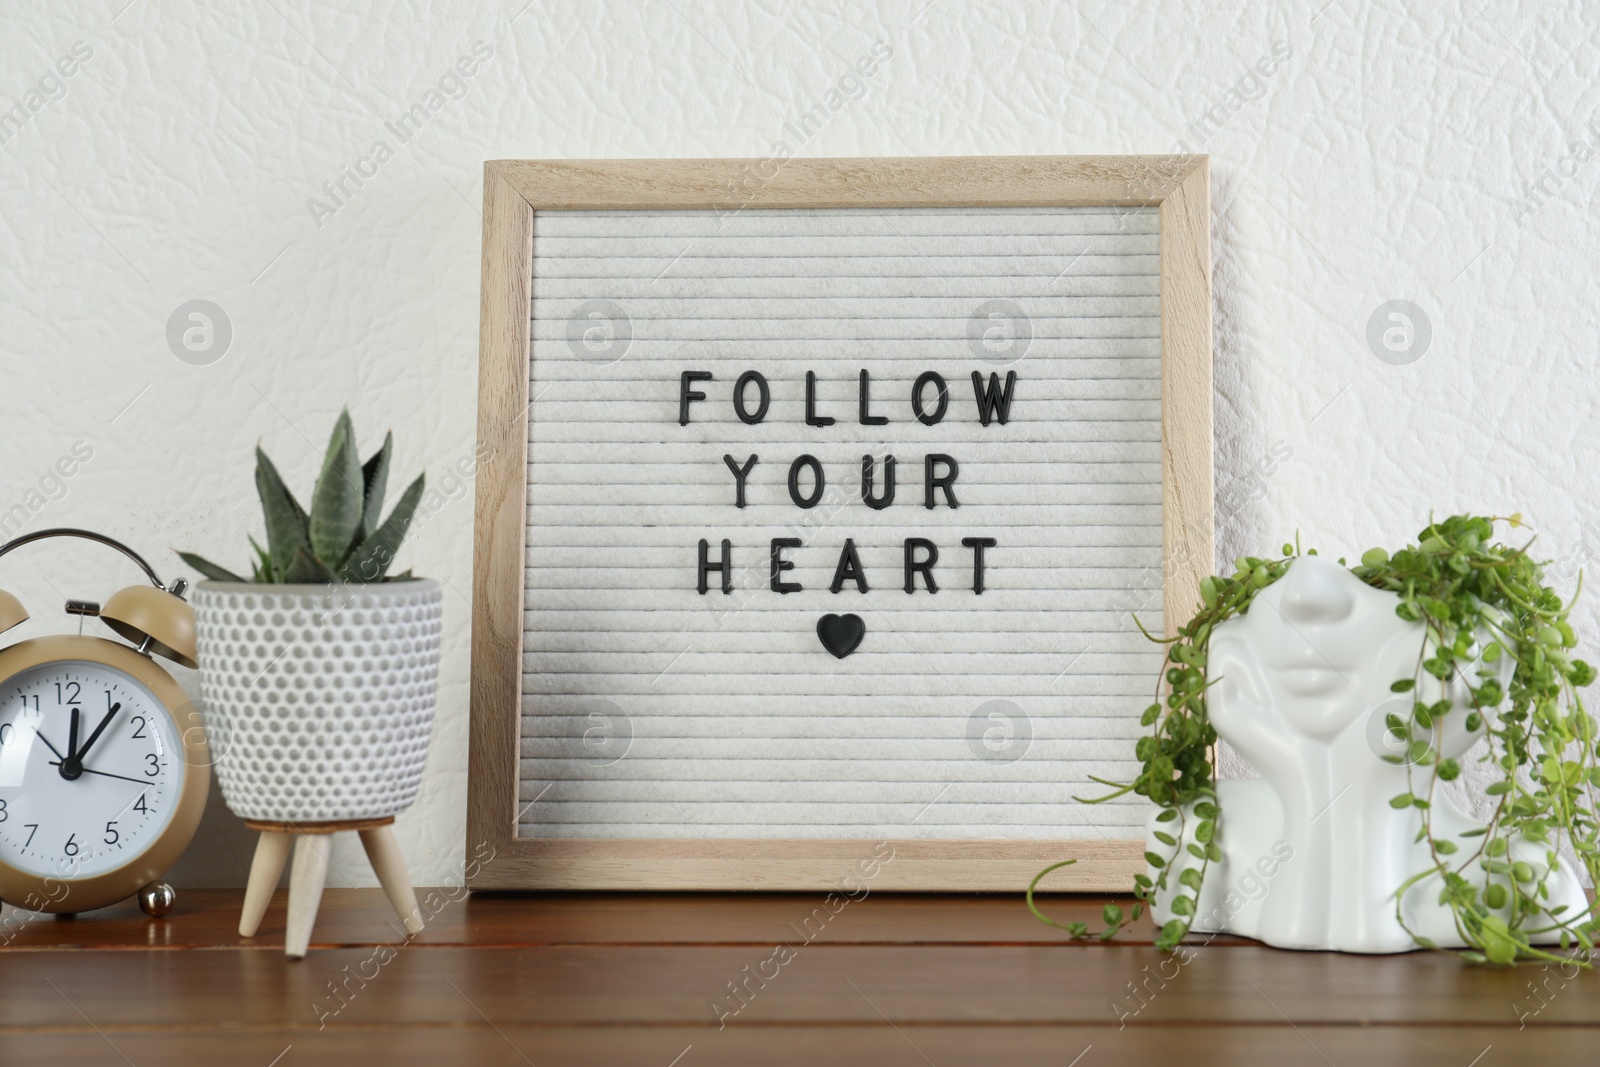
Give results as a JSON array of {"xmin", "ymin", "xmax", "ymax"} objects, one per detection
[{"xmin": 238, "ymin": 817, "xmax": 424, "ymax": 958}]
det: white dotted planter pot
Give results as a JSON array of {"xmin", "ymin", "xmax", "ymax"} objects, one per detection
[{"xmin": 192, "ymin": 580, "xmax": 442, "ymax": 824}]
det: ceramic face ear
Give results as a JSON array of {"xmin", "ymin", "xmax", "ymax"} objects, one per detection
[{"xmin": 1204, "ymin": 623, "xmax": 1277, "ymax": 763}]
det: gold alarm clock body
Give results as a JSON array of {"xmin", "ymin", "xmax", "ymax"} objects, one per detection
[{"xmin": 0, "ymin": 635, "xmax": 209, "ymax": 914}]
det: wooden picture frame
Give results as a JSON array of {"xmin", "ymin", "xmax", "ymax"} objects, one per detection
[{"xmin": 468, "ymin": 155, "xmax": 1212, "ymax": 891}]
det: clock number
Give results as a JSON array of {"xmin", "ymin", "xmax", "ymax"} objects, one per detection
[
  {"xmin": 21, "ymin": 695, "xmax": 39, "ymax": 712},
  {"xmin": 56, "ymin": 682, "xmax": 81, "ymax": 706},
  {"xmin": 133, "ymin": 794, "xmax": 148, "ymax": 814},
  {"xmin": 104, "ymin": 821, "xmax": 119, "ymax": 845},
  {"xmin": 63, "ymin": 834, "xmax": 79, "ymax": 857},
  {"xmin": 144, "ymin": 753, "xmax": 160, "ymax": 776},
  {"xmin": 130, "ymin": 716, "xmax": 147, "ymax": 739},
  {"xmin": 0, "ymin": 798, "xmax": 6, "ymax": 821},
  {"xmin": 0, "ymin": 723, "xmax": 11, "ymax": 745},
  {"xmin": 23, "ymin": 823, "xmax": 37, "ymax": 847}
]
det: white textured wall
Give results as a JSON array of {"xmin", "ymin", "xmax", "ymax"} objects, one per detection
[{"xmin": 2, "ymin": 1, "xmax": 1594, "ymax": 887}]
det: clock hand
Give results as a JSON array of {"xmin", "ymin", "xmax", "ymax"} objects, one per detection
[
  {"xmin": 32, "ymin": 727, "xmax": 67, "ymax": 762},
  {"xmin": 64, "ymin": 702, "xmax": 121, "ymax": 773},
  {"xmin": 48, "ymin": 761, "xmax": 150, "ymax": 787},
  {"xmin": 61, "ymin": 708, "xmax": 81, "ymax": 781}
]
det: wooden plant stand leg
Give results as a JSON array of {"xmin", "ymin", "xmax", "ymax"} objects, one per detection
[
  {"xmin": 244, "ymin": 817, "xmax": 399, "ymax": 958},
  {"xmin": 238, "ymin": 831, "xmax": 293, "ymax": 938},
  {"xmin": 284, "ymin": 833, "xmax": 332, "ymax": 960},
  {"xmin": 359, "ymin": 824, "xmax": 424, "ymax": 935}
]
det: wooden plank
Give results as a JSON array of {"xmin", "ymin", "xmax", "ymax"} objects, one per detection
[
  {"xmin": 3, "ymin": 891, "xmax": 1592, "ymax": 1065},
  {"xmin": 466, "ymin": 838, "xmax": 1145, "ymax": 892},
  {"xmin": 493, "ymin": 155, "xmax": 1201, "ymax": 210},
  {"xmin": 1159, "ymin": 156, "xmax": 1214, "ymax": 635},
  {"xmin": 0, "ymin": 1027, "xmax": 1592, "ymax": 1067},
  {"xmin": 0, "ymin": 943, "xmax": 1593, "ymax": 1029},
  {"xmin": 1, "ymin": 888, "xmax": 1223, "ymax": 949},
  {"xmin": 468, "ymin": 167, "xmax": 535, "ymax": 870}
]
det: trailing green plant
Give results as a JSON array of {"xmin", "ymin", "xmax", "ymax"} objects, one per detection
[
  {"xmin": 179, "ymin": 409, "xmax": 424, "ymax": 584},
  {"xmin": 1029, "ymin": 514, "xmax": 1600, "ymax": 964}
]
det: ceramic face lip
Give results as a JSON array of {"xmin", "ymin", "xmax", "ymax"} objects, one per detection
[
  {"xmin": 0, "ymin": 659, "xmax": 182, "ymax": 879},
  {"xmin": 1244, "ymin": 557, "xmax": 1420, "ymax": 738}
]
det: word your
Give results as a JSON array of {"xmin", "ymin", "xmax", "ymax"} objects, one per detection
[
  {"xmin": 721, "ymin": 452, "xmax": 964, "ymax": 511},
  {"xmin": 0, "ymin": 40, "xmax": 93, "ymax": 147},
  {"xmin": 306, "ymin": 40, "xmax": 494, "ymax": 229},
  {"xmin": 0, "ymin": 441, "xmax": 94, "ymax": 539},
  {"xmin": 1172, "ymin": 41, "xmax": 1292, "ymax": 154},
  {"xmin": 718, "ymin": 40, "xmax": 893, "ymax": 216},
  {"xmin": 313, "ymin": 840, "xmax": 496, "ymax": 1028},
  {"xmin": 1113, "ymin": 841, "xmax": 1293, "ymax": 1029},
  {"xmin": 712, "ymin": 843, "xmax": 895, "ymax": 1028}
]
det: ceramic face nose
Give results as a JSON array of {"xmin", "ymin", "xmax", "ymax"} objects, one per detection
[{"xmin": 1277, "ymin": 556, "xmax": 1357, "ymax": 625}]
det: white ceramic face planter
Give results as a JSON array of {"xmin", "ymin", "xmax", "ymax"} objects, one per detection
[{"xmin": 1147, "ymin": 554, "xmax": 1588, "ymax": 953}]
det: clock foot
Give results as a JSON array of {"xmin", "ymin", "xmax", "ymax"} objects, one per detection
[{"xmin": 138, "ymin": 881, "xmax": 175, "ymax": 918}]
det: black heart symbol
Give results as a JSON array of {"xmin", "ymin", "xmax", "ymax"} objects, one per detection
[{"xmin": 816, "ymin": 613, "xmax": 865, "ymax": 659}]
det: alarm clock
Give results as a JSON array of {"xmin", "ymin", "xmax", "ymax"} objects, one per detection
[{"xmin": 0, "ymin": 528, "xmax": 208, "ymax": 917}]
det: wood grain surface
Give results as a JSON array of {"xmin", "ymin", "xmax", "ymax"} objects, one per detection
[{"xmin": 0, "ymin": 889, "xmax": 1591, "ymax": 1065}]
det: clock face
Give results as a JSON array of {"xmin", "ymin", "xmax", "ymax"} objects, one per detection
[{"xmin": 0, "ymin": 659, "xmax": 185, "ymax": 880}]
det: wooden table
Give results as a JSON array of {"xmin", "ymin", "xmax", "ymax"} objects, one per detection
[{"xmin": 0, "ymin": 889, "xmax": 1592, "ymax": 1064}]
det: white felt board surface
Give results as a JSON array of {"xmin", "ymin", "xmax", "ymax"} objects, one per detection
[{"xmin": 519, "ymin": 206, "xmax": 1162, "ymax": 840}]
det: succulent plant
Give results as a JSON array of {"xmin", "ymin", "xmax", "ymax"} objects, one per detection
[{"xmin": 179, "ymin": 409, "xmax": 424, "ymax": 584}]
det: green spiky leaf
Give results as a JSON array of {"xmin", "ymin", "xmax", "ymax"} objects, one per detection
[
  {"xmin": 310, "ymin": 409, "xmax": 364, "ymax": 566},
  {"xmin": 341, "ymin": 474, "xmax": 424, "ymax": 582},
  {"xmin": 282, "ymin": 543, "xmax": 337, "ymax": 584},
  {"xmin": 179, "ymin": 412, "xmax": 426, "ymax": 587},
  {"xmin": 177, "ymin": 552, "xmax": 247, "ymax": 583},
  {"xmin": 255, "ymin": 447, "xmax": 310, "ymax": 581},
  {"xmin": 248, "ymin": 535, "xmax": 273, "ymax": 583},
  {"xmin": 360, "ymin": 431, "xmax": 393, "ymax": 539}
]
